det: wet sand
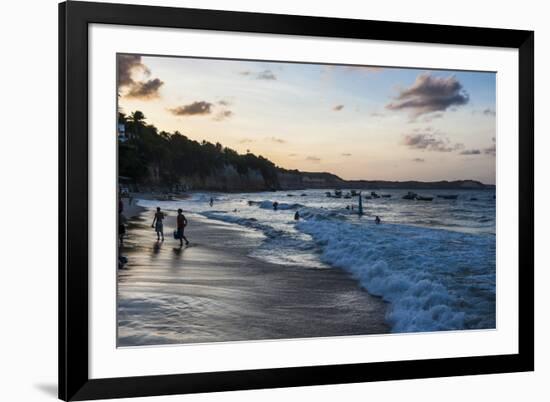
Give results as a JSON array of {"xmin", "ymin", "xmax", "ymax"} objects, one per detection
[{"xmin": 117, "ymin": 207, "xmax": 389, "ymax": 347}]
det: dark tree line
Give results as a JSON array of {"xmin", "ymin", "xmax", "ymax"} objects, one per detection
[{"xmin": 118, "ymin": 111, "xmax": 280, "ymax": 188}]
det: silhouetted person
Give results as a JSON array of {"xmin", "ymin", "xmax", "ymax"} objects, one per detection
[
  {"xmin": 151, "ymin": 207, "xmax": 165, "ymax": 241},
  {"xmin": 375, "ymin": 216, "xmax": 381, "ymax": 225},
  {"xmin": 118, "ymin": 213, "xmax": 126, "ymax": 246},
  {"xmin": 294, "ymin": 211, "xmax": 300, "ymax": 220},
  {"xmin": 176, "ymin": 208, "xmax": 189, "ymax": 247},
  {"xmin": 273, "ymin": 201, "xmax": 279, "ymax": 211},
  {"xmin": 209, "ymin": 197, "xmax": 214, "ymax": 207}
]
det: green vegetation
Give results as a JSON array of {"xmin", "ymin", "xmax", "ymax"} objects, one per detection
[{"xmin": 118, "ymin": 111, "xmax": 280, "ymax": 188}]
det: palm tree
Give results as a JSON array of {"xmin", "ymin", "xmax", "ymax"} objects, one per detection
[{"xmin": 128, "ymin": 111, "xmax": 146, "ymax": 139}]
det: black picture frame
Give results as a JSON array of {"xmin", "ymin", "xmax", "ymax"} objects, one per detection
[{"xmin": 59, "ymin": 1, "xmax": 534, "ymax": 400}]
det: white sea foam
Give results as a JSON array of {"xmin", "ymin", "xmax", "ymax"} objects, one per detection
[{"xmin": 296, "ymin": 215, "xmax": 495, "ymax": 332}]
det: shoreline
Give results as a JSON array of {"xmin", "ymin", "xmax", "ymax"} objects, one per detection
[{"xmin": 118, "ymin": 205, "xmax": 390, "ymax": 346}]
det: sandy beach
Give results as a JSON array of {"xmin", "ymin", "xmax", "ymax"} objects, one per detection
[{"xmin": 117, "ymin": 204, "xmax": 389, "ymax": 346}]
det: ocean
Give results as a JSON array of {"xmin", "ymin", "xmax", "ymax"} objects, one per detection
[{"xmin": 137, "ymin": 188, "xmax": 496, "ymax": 334}]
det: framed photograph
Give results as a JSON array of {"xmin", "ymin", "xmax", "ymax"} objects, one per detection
[{"xmin": 59, "ymin": 1, "xmax": 534, "ymax": 400}]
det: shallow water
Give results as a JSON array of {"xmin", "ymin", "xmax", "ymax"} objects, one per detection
[{"xmin": 138, "ymin": 188, "xmax": 496, "ymax": 333}]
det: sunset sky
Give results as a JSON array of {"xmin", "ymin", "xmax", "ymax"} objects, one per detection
[{"xmin": 118, "ymin": 54, "xmax": 496, "ymax": 184}]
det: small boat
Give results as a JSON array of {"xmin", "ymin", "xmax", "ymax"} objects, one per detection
[
  {"xmin": 325, "ymin": 192, "xmax": 332, "ymax": 197},
  {"xmin": 381, "ymin": 194, "xmax": 392, "ymax": 198},
  {"xmin": 416, "ymin": 195, "xmax": 433, "ymax": 201},
  {"xmin": 437, "ymin": 194, "xmax": 458, "ymax": 200},
  {"xmin": 301, "ymin": 193, "xmax": 307, "ymax": 197},
  {"xmin": 403, "ymin": 191, "xmax": 417, "ymax": 200},
  {"xmin": 470, "ymin": 197, "xmax": 478, "ymax": 201},
  {"xmin": 287, "ymin": 194, "xmax": 295, "ymax": 197},
  {"xmin": 371, "ymin": 191, "xmax": 380, "ymax": 199},
  {"xmin": 334, "ymin": 190, "xmax": 342, "ymax": 197}
]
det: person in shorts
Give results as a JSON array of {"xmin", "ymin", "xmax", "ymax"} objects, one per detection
[
  {"xmin": 176, "ymin": 208, "xmax": 189, "ymax": 247},
  {"xmin": 151, "ymin": 207, "xmax": 165, "ymax": 241}
]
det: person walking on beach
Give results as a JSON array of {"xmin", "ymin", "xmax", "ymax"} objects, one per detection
[
  {"xmin": 118, "ymin": 212, "xmax": 126, "ymax": 246},
  {"xmin": 176, "ymin": 208, "xmax": 190, "ymax": 247},
  {"xmin": 151, "ymin": 207, "xmax": 165, "ymax": 241}
]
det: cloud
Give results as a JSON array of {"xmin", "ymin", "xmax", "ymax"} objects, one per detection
[
  {"xmin": 484, "ymin": 144, "xmax": 496, "ymax": 156},
  {"xmin": 118, "ymin": 55, "xmax": 164, "ymax": 100},
  {"xmin": 288, "ymin": 153, "xmax": 297, "ymax": 157},
  {"xmin": 218, "ymin": 99, "xmax": 232, "ymax": 106},
  {"xmin": 268, "ymin": 137, "xmax": 286, "ymax": 144},
  {"xmin": 460, "ymin": 149, "xmax": 482, "ymax": 155},
  {"xmin": 370, "ymin": 111, "xmax": 385, "ymax": 117},
  {"xmin": 257, "ymin": 70, "xmax": 277, "ymax": 80},
  {"xmin": 333, "ymin": 104, "xmax": 344, "ymax": 111},
  {"xmin": 240, "ymin": 69, "xmax": 277, "ymax": 80},
  {"xmin": 118, "ymin": 55, "xmax": 150, "ymax": 86},
  {"xmin": 239, "ymin": 138, "xmax": 254, "ymax": 144},
  {"xmin": 386, "ymin": 73, "xmax": 469, "ymax": 117},
  {"xmin": 402, "ymin": 133, "xmax": 463, "ymax": 152},
  {"xmin": 483, "ymin": 108, "xmax": 496, "ymax": 116},
  {"xmin": 342, "ymin": 153, "xmax": 352, "ymax": 157},
  {"xmin": 213, "ymin": 110, "xmax": 233, "ymax": 121},
  {"xmin": 125, "ymin": 78, "xmax": 164, "ymax": 100},
  {"xmin": 306, "ymin": 156, "xmax": 321, "ymax": 162},
  {"xmin": 169, "ymin": 101, "xmax": 213, "ymax": 116},
  {"xmin": 412, "ymin": 158, "xmax": 425, "ymax": 162},
  {"xmin": 324, "ymin": 65, "xmax": 384, "ymax": 75},
  {"xmin": 482, "ymin": 136, "xmax": 496, "ymax": 156},
  {"xmin": 421, "ymin": 112, "xmax": 444, "ymax": 122}
]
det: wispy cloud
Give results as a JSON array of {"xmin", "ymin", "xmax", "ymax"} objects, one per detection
[
  {"xmin": 460, "ymin": 149, "xmax": 481, "ymax": 155},
  {"xmin": 333, "ymin": 104, "xmax": 344, "ymax": 111},
  {"xmin": 342, "ymin": 153, "xmax": 352, "ymax": 156},
  {"xmin": 239, "ymin": 138, "xmax": 254, "ymax": 144},
  {"xmin": 402, "ymin": 132, "xmax": 463, "ymax": 152},
  {"xmin": 306, "ymin": 156, "xmax": 321, "ymax": 162},
  {"xmin": 257, "ymin": 70, "xmax": 277, "ymax": 80},
  {"xmin": 169, "ymin": 101, "xmax": 213, "ymax": 116},
  {"xmin": 412, "ymin": 158, "xmax": 425, "ymax": 162},
  {"xmin": 240, "ymin": 69, "xmax": 277, "ymax": 80},
  {"xmin": 213, "ymin": 110, "xmax": 233, "ymax": 121},
  {"xmin": 484, "ymin": 137, "xmax": 496, "ymax": 156},
  {"xmin": 268, "ymin": 137, "xmax": 286, "ymax": 144},
  {"xmin": 421, "ymin": 112, "xmax": 444, "ymax": 123},
  {"xmin": 483, "ymin": 108, "xmax": 496, "ymax": 116},
  {"xmin": 386, "ymin": 73, "xmax": 469, "ymax": 117}
]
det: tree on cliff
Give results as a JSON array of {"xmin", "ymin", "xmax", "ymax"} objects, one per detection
[{"xmin": 118, "ymin": 110, "xmax": 280, "ymax": 189}]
